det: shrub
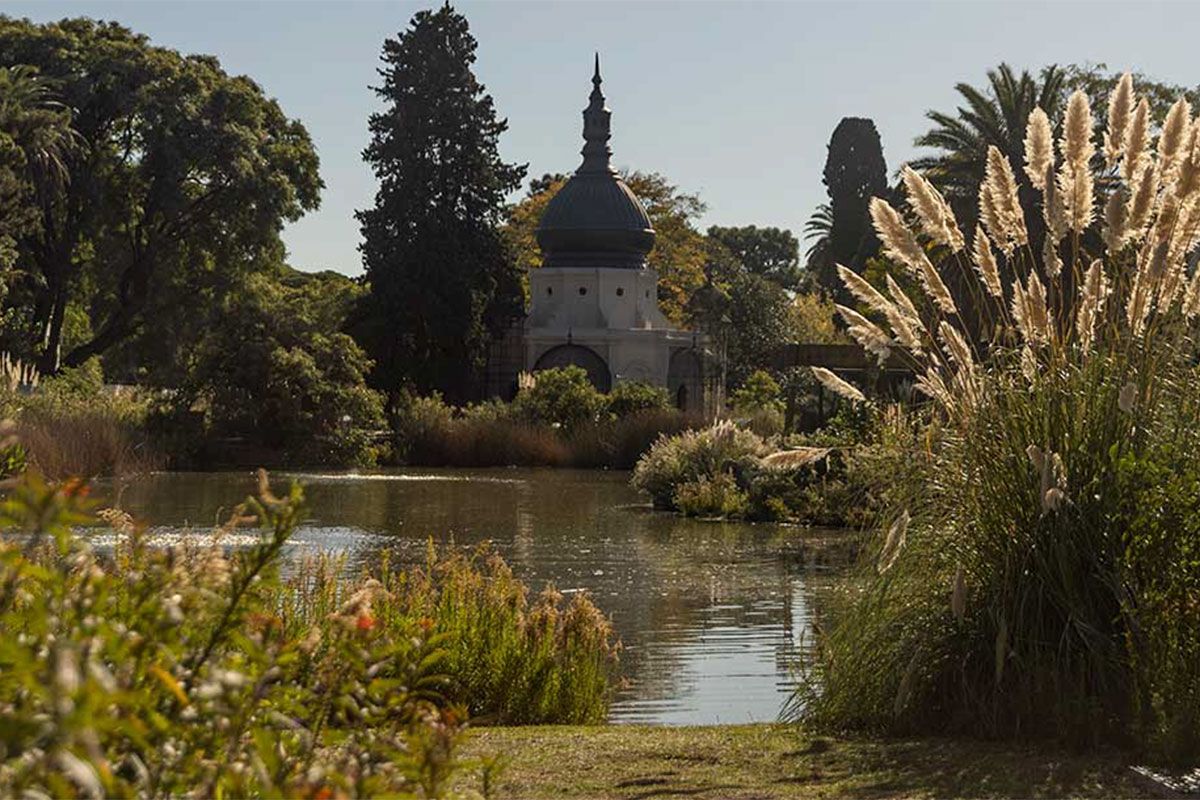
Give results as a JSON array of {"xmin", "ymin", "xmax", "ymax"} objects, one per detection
[
  {"xmin": 391, "ymin": 390, "xmax": 455, "ymax": 462},
  {"xmin": 631, "ymin": 421, "xmax": 768, "ymax": 510},
  {"xmin": 606, "ymin": 381, "xmax": 670, "ymax": 418},
  {"xmin": 0, "ymin": 471, "xmax": 465, "ymax": 797},
  {"xmin": 0, "ymin": 360, "xmax": 159, "ymax": 479},
  {"xmin": 673, "ymin": 472, "xmax": 750, "ymax": 518},
  {"xmin": 0, "ymin": 468, "xmax": 620, "ymax": 795},
  {"xmin": 513, "ymin": 366, "xmax": 605, "ymax": 430},
  {"xmin": 731, "ymin": 369, "xmax": 784, "ymax": 415},
  {"xmin": 799, "ymin": 79, "xmax": 1200, "ymax": 758}
]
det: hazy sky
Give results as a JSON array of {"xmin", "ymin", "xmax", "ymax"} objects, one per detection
[{"xmin": 4, "ymin": 1, "xmax": 1198, "ymax": 275}]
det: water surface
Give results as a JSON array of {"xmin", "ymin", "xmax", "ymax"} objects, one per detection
[{"xmin": 111, "ymin": 468, "xmax": 843, "ymax": 725}]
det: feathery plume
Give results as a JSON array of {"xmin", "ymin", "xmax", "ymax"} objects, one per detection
[
  {"xmin": 886, "ymin": 274, "xmax": 923, "ymax": 324},
  {"xmin": 1172, "ymin": 122, "xmax": 1200, "ymax": 200},
  {"xmin": 1103, "ymin": 187, "xmax": 1128, "ymax": 252},
  {"xmin": 870, "ymin": 198, "xmax": 957, "ymax": 315},
  {"xmin": 1104, "ymin": 72, "xmax": 1134, "ymax": 168},
  {"xmin": 878, "ymin": 511, "xmax": 909, "ymax": 574},
  {"xmin": 984, "ymin": 146, "xmax": 1028, "ymax": 249},
  {"xmin": 1020, "ymin": 346, "xmax": 1038, "ymax": 383},
  {"xmin": 837, "ymin": 264, "xmax": 891, "ymax": 316},
  {"xmin": 972, "ymin": 226, "xmax": 1003, "ymax": 298},
  {"xmin": 937, "ymin": 320, "xmax": 975, "ymax": 376},
  {"xmin": 1075, "ymin": 259, "xmax": 1107, "ymax": 352},
  {"xmin": 1043, "ymin": 162, "xmax": 1068, "ymax": 243},
  {"xmin": 1122, "ymin": 98, "xmax": 1150, "ymax": 182},
  {"xmin": 837, "ymin": 303, "xmax": 893, "ymax": 364},
  {"xmin": 902, "ymin": 165, "xmax": 965, "ymax": 251},
  {"xmin": 1124, "ymin": 160, "xmax": 1158, "ymax": 245},
  {"xmin": 1043, "ymin": 232, "xmax": 1063, "ymax": 279},
  {"xmin": 1158, "ymin": 97, "xmax": 1192, "ymax": 180},
  {"xmin": 1063, "ymin": 90, "xmax": 1095, "ymax": 172},
  {"xmin": 915, "ymin": 367, "xmax": 955, "ymax": 411},
  {"xmin": 1058, "ymin": 90, "xmax": 1096, "ymax": 233},
  {"xmin": 811, "ymin": 366, "xmax": 866, "ymax": 403},
  {"xmin": 1024, "ymin": 107, "xmax": 1054, "ymax": 189},
  {"xmin": 1012, "ymin": 272, "xmax": 1050, "ymax": 346}
]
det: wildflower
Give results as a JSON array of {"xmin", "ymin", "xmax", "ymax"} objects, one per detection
[
  {"xmin": 811, "ymin": 367, "xmax": 866, "ymax": 404},
  {"xmin": 1024, "ymin": 107, "xmax": 1054, "ymax": 189},
  {"xmin": 355, "ymin": 613, "xmax": 376, "ymax": 632},
  {"xmin": 298, "ymin": 625, "xmax": 323, "ymax": 654}
]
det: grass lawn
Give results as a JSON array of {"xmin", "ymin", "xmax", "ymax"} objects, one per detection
[{"xmin": 458, "ymin": 724, "xmax": 1146, "ymax": 799}]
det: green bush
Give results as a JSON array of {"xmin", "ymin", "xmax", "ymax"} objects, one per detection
[
  {"xmin": 673, "ymin": 472, "xmax": 750, "ymax": 518},
  {"xmin": 631, "ymin": 421, "xmax": 768, "ymax": 510},
  {"xmin": 606, "ymin": 381, "xmax": 670, "ymax": 418},
  {"xmin": 181, "ymin": 273, "xmax": 386, "ymax": 468},
  {"xmin": 731, "ymin": 369, "xmax": 784, "ymax": 415},
  {"xmin": 513, "ymin": 366, "xmax": 606, "ymax": 430}
]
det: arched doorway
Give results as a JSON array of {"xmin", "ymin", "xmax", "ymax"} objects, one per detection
[
  {"xmin": 533, "ymin": 344, "xmax": 612, "ymax": 392},
  {"xmin": 668, "ymin": 349, "xmax": 702, "ymax": 412}
]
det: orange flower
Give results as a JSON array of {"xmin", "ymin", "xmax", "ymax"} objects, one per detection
[
  {"xmin": 418, "ymin": 616, "xmax": 435, "ymax": 633},
  {"xmin": 355, "ymin": 613, "xmax": 376, "ymax": 632}
]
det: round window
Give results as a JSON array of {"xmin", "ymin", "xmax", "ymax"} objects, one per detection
[
  {"xmin": 616, "ymin": 287, "xmax": 625, "ymax": 297},
  {"xmin": 579, "ymin": 286, "xmax": 588, "ymax": 296}
]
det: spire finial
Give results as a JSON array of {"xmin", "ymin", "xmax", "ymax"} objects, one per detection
[{"xmin": 579, "ymin": 54, "xmax": 613, "ymax": 174}]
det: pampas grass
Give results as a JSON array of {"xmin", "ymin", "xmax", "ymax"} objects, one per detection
[{"xmin": 800, "ymin": 74, "xmax": 1200, "ymax": 758}]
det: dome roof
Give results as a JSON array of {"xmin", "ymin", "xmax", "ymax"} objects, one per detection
[{"xmin": 536, "ymin": 56, "xmax": 655, "ymax": 270}]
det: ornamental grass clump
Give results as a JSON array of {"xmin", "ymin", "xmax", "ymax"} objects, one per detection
[
  {"xmin": 801, "ymin": 76, "xmax": 1200, "ymax": 759},
  {"xmin": 630, "ymin": 420, "xmax": 769, "ymax": 510}
]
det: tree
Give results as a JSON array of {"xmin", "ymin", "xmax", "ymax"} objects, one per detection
[
  {"xmin": 355, "ymin": 4, "xmax": 525, "ymax": 402},
  {"xmin": 181, "ymin": 270, "xmax": 385, "ymax": 467},
  {"xmin": 0, "ymin": 65, "xmax": 74, "ymax": 283},
  {"xmin": 504, "ymin": 170, "xmax": 707, "ymax": 323},
  {"xmin": 706, "ymin": 224, "xmax": 801, "ymax": 290},
  {"xmin": 912, "ymin": 64, "xmax": 1066, "ymax": 223},
  {"xmin": 805, "ymin": 117, "xmax": 888, "ymax": 301},
  {"xmin": 0, "ymin": 17, "xmax": 322, "ymax": 375}
]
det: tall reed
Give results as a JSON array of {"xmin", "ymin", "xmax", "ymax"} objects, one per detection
[{"xmin": 801, "ymin": 77, "xmax": 1200, "ymax": 758}]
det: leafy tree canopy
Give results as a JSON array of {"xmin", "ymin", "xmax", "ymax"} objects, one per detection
[
  {"xmin": 0, "ymin": 16, "xmax": 322, "ymax": 376},
  {"xmin": 706, "ymin": 224, "xmax": 801, "ymax": 291},
  {"xmin": 355, "ymin": 3, "xmax": 525, "ymax": 401}
]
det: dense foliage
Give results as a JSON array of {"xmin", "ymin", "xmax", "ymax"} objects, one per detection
[
  {"xmin": 355, "ymin": 4, "xmax": 525, "ymax": 401},
  {"xmin": 0, "ymin": 17, "xmax": 322, "ymax": 377},
  {"xmin": 0, "ymin": 469, "xmax": 618, "ymax": 796},
  {"xmin": 176, "ymin": 270, "xmax": 386, "ymax": 468}
]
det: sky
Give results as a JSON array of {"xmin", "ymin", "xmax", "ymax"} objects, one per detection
[{"xmin": 4, "ymin": 0, "xmax": 1198, "ymax": 276}]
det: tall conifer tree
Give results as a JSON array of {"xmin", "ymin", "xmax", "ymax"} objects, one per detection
[{"xmin": 355, "ymin": 4, "xmax": 525, "ymax": 400}]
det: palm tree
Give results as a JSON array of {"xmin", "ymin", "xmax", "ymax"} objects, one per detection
[
  {"xmin": 0, "ymin": 65, "xmax": 76, "ymax": 198},
  {"xmin": 912, "ymin": 64, "xmax": 1066, "ymax": 215}
]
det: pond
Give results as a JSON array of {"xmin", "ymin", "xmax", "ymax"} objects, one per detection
[{"xmin": 110, "ymin": 468, "xmax": 846, "ymax": 725}]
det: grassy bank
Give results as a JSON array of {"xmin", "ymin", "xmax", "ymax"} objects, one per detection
[{"xmin": 459, "ymin": 724, "xmax": 1142, "ymax": 799}]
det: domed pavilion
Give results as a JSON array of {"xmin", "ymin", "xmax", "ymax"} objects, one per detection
[{"xmin": 512, "ymin": 56, "xmax": 709, "ymax": 410}]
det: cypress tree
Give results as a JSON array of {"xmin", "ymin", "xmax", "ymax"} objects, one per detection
[{"xmin": 355, "ymin": 3, "xmax": 525, "ymax": 401}]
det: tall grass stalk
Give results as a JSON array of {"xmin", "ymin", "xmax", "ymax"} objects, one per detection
[{"xmin": 801, "ymin": 78, "xmax": 1200, "ymax": 759}]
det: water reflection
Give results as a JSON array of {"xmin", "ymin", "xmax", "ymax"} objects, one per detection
[{"xmin": 111, "ymin": 468, "xmax": 836, "ymax": 725}]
